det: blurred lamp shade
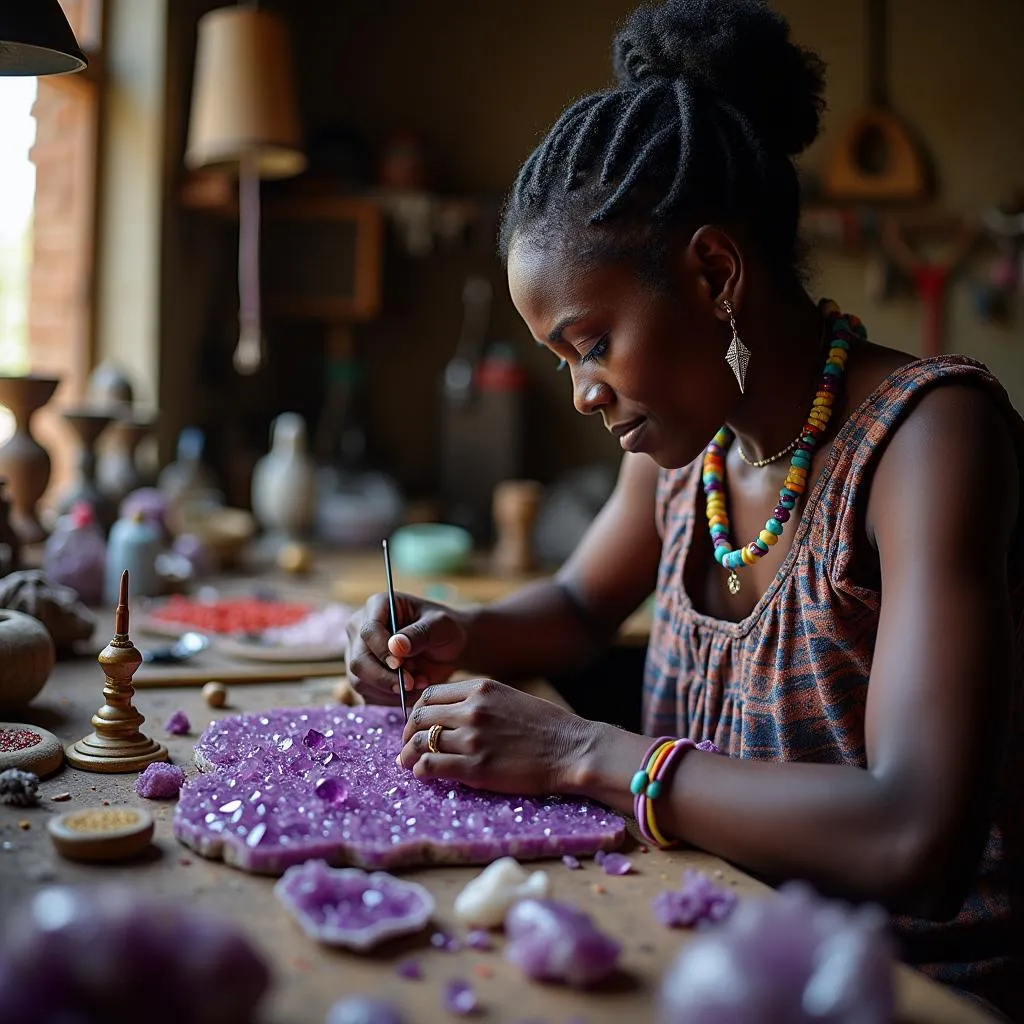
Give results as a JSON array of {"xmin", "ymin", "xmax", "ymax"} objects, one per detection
[{"xmin": 0, "ymin": 1, "xmax": 88, "ymax": 76}]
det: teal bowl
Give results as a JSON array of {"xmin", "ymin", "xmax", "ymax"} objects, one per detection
[{"xmin": 389, "ymin": 523, "xmax": 473, "ymax": 576}]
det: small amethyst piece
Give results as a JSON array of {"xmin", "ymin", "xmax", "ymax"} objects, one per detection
[
  {"xmin": 598, "ymin": 853, "xmax": 632, "ymax": 876},
  {"xmin": 652, "ymin": 868, "xmax": 737, "ymax": 928},
  {"xmin": 504, "ymin": 899, "xmax": 620, "ymax": 988},
  {"xmin": 395, "ymin": 958, "xmax": 422, "ymax": 981},
  {"xmin": 164, "ymin": 710, "xmax": 190, "ymax": 735},
  {"xmin": 431, "ymin": 930, "xmax": 461, "ymax": 953},
  {"xmin": 325, "ymin": 996, "xmax": 404, "ymax": 1024},
  {"xmin": 275, "ymin": 859, "xmax": 435, "ymax": 950},
  {"xmin": 175, "ymin": 705, "xmax": 624, "ymax": 873},
  {"xmin": 561, "ymin": 855, "xmax": 581, "ymax": 871},
  {"xmin": 442, "ymin": 979, "xmax": 478, "ymax": 1016},
  {"xmin": 465, "ymin": 929, "xmax": 493, "ymax": 951},
  {"xmin": 135, "ymin": 762, "xmax": 186, "ymax": 799}
]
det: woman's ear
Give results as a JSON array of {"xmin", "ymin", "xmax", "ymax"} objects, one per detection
[{"xmin": 687, "ymin": 225, "xmax": 743, "ymax": 321}]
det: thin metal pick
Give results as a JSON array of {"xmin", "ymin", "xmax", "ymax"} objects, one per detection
[{"xmin": 381, "ymin": 538, "xmax": 408, "ymax": 722}]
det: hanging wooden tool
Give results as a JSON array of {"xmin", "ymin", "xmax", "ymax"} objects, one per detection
[
  {"xmin": 881, "ymin": 212, "xmax": 978, "ymax": 357},
  {"xmin": 823, "ymin": 0, "xmax": 929, "ymax": 203}
]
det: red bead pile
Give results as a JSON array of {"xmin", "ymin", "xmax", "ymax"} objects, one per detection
[
  {"xmin": 0, "ymin": 728, "xmax": 42, "ymax": 753},
  {"xmin": 150, "ymin": 596, "xmax": 312, "ymax": 635}
]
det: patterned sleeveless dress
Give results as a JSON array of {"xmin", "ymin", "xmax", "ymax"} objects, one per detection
[{"xmin": 643, "ymin": 354, "xmax": 1023, "ymax": 1020}]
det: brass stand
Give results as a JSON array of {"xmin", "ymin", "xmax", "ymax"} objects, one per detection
[{"xmin": 66, "ymin": 570, "xmax": 168, "ymax": 773}]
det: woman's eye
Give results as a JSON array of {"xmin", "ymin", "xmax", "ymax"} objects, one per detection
[{"xmin": 581, "ymin": 335, "xmax": 609, "ymax": 364}]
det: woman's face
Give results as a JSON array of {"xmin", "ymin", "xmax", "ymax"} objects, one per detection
[{"xmin": 508, "ymin": 236, "xmax": 739, "ymax": 469}]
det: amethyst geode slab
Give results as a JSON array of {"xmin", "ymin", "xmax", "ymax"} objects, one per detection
[
  {"xmin": 173, "ymin": 705, "xmax": 624, "ymax": 873},
  {"xmin": 275, "ymin": 860, "xmax": 434, "ymax": 949}
]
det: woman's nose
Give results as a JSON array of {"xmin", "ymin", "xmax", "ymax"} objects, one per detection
[{"xmin": 572, "ymin": 372, "xmax": 612, "ymax": 416}]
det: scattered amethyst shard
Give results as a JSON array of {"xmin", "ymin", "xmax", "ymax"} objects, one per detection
[
  {"xmin": 0, "ymin": 884, "xmax": 269, "ymax": 1024},
  {"xmin": 175, "ymin": 705, "xmax": 624, "ymax": 873},
  {"xmin": 431, "ymin": 930, "xmax": 461, "ymax": 953},
  {"xmin": 325, "ymin": 996, "xmax": 405, "ymax": 1024},
  {"xmin": 659, "ymin": 881, "xmax": 895, "ymax": 1024},
  {"xmin": 504, "ymin": 899, "xmax": 621, "ymax": 988},
  {"xmin": 652, "ymin": 868, "xmax": 737, "ymax": 928},
  {"xmin": 395, "ymin": 957, "xmax": 423, "ymax": 981},
  {"xmin": 561, "ymin": 854, "xmax": 580, "ymax": 871},
  {"xmin": 274, "ymin": 859, "xmax": 435, "ymax": 950},
  {"xmin": 442, "ymin": 979, "xmax": 478, "ymax": 1016},
  {"xmin": 164, "ymin": 710, "xmax": 191, "ymax": 735},
  {"xmin": 465, "ymin": 929, "xmax": 493, "ymax": 951},
  {"xmin": 135, "ymin": 762, "xmax": 186, "ymax": 799},
  {"xmin": 598, "ymin": 852, "xmax": 632, "ymax": 876}
]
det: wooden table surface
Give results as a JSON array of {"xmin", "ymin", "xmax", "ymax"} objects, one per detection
[{"xmin": 0, "ymin": 562, "xmax": 998, "ymax": 1024}]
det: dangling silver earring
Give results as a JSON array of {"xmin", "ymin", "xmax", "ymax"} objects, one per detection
[{"xmin": 721, "ymin": 298, "xmax": 750, "ymax": 394}]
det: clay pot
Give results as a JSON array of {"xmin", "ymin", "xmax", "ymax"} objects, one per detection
[
  {"xmin": 0, "ymin": 609, "xmax": 56, "ymax": 710},
  {"xmin": 0, "ymin": 374, "xmax": 60, "ymax": 544}
]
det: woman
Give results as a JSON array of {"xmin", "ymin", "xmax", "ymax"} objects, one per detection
[{"xmin": 346, "ymin": 1, "xmax": 1022, "ymax": 1016}]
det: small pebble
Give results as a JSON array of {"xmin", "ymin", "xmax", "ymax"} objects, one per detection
[
  {"xmin": 164, "ymin": 710, "xmax": 190, "ymax": 735},
  {"xmin": 591, "ymin": 883, "xmax": 605, "ymax": 895},
  {"xmin": 561, "ymin": 854, "xmax": 581, "ymax": 870},
  {"xmin": 17, "ymin": 820, "xmax": 30, "ymax": 830},
  {"xmin": 179, "ymin": 857, "xmax": 193, "ymax": 866},
  {"xmin": 473, "ymin": 964, "xmax": 493, "ymax": 979},
  {"xmin": 101, "ymin": 800, "xmax": 110, "ymax": 806},
  {"xmin": 202, "ymin": 681, "xmax": 228, "ymax": 708},
  {"xmin": 50, "ymin": 792, "xmax": 72, "ymax": 802},
  {"xmin": 713, "ymin": 869, "xmax": 724, "ymax": 878}
]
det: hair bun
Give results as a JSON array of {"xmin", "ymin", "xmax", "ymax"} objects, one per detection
[{"xmin": 612, "ymin": 0, "xmax": 826, "ymax": 157}]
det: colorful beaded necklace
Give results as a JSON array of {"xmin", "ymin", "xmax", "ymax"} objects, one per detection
[{"xmin": 702, "ymin": 300, "xmax": 863, "ymax": 595}]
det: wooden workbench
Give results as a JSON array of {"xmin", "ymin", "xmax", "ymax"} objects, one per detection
[{"xmin": 0, "ymin": 560, "xmax": 999, "ymax": 1024}]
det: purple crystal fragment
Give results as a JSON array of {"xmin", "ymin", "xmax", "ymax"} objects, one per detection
[
  {"xmin": 303, "ymin": 728, "xmax": 327, "ymax": 751},
  {"xmin": 174, "ymin": 705, "xmax": 625, "ymax": 872},
  {"xmin": 599, "ymin": 853, "xmax": 632, "ymax": 876},
  {"xmin": 442, "ymin": 979, "xmax": 478, "ymax": 1016},
  {"xmin": 325, "ymin": 996, "xmax": 404, "ymax": 1024},
  {"xmin": 504, "ymin": 899, "xmax": 620, "ymax": 988},
  {"xmin": 465, "ymin": 929, "xmax": 492, "ymax": 951},
  {"xmin": 561, "ymin": 854, "xmax": 581, "ymax": 871},
  {"xmin": 274, "ymin": 859, "xmax": 434, "ymax": 950},
  {"xmin": 659, "ymin": 881, "xmax": 895, "ymax": 1023},
  {"xmin": 164, "ymin": 710, "xmax": 190, "ymax": 735},
  {"xmin": 431, "ymin": 930, "xmax": 461, "ymax": 953},
  {"xmin": 313, "ymin": 777, "xmax": 348, "ymax": 805},
  {"xmin": 395, "ymin": 958, "xmax": 422, "ymax": 981},
  {"xmin": 135, "ymin": 762, "xmax": 186, "ymax": 799},
  {"xmin": 652, "ymin": 868, "xmax": 737, "ymax": 928},
  {"xmin": 593, "ymin": 850, "xmax": 606, "ymax": 866}
]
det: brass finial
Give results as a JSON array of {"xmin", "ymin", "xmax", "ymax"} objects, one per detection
[{"xmin": 65, "ymin": 569, "xmax": 168, "ymax": 773}]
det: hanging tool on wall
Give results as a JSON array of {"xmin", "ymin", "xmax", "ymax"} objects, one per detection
[
  {"xmin": 822, "ymin": 0, "xmax": 930, "ymax": 204},
  {"xmin": 881, "ymin": 212, "xmax": 978, "ymax": 357}
]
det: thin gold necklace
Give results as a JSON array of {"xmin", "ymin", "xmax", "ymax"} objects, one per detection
[{"xmin": 735, "ymin": 434, "xmax": 801, "ymax": 468}]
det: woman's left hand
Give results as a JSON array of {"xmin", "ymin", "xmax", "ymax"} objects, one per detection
[{"xmin": 398, "ymin": 679, "xmax": 587, "ymax": 795}]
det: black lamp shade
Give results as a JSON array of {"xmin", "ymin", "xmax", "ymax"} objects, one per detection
[{"xmin": 0, "ymin": 1, "xmax": 88, "ymax": 76}]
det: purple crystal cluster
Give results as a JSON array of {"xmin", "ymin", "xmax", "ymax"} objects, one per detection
[
  {"xmin": 652, "ymin": 869, "xmax": 737, "ymax": 928},
  {"xmin": 174, "ymin": 705, "xmax": 624, "ymax": 873},
  {"xmin": 659, "ymin": 882, "xmax": 894, "ymax": 1023},
  {"xmin": 135, "ymin": 761, "xmax": 186, "ymax": 799},
  {"xmin": 164, "ymin": 710, "xmax": 191, "ymax": 735},
  {"xmin": 504, "ymin": 899, "xmax": 621, "ymax": 988},
  {"xmin": 275, "ymin": 860, "xmax": 434, "ymax": 950}
]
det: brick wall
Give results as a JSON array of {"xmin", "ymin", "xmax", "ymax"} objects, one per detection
[{"xmin": 26, "ymin": 0, "xmax": 100, "ymax": 508}]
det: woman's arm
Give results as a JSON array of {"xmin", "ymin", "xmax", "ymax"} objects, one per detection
[
  {"xmin": 401, "ymin": 385, "xmax": 1017, "ymax": 919},
  {"xmin": 457, "ymin": 452, "xmax": 662, "ymax": 680},
  {"xmin": 570, "ymin": 384, "xmax": 1017, "ymax": 916}
]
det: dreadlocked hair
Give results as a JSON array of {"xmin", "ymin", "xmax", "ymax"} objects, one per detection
[{"xmin": 499, "ymin": 0, "xmax": 826, "ymax": 285}]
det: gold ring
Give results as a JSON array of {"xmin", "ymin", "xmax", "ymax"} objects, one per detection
[{"xmin": 427, "ymin": 723, "xmax": 444, "ymax": 754}]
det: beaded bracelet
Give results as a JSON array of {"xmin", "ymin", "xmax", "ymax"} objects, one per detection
[{"xmin": 631, "ymin": 737, "xmax": 723, "ymax": 849}]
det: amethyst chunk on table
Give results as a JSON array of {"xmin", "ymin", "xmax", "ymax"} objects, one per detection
[
  {"xmin": 275, "ymin": 859, "xmax": 435, "ymax": 950},
  {"xmin": 174, "ymin": 705, "xmax": 624, "ymax": 873},
  {"xmin": 504, "ymin": 899, "xmax": 621, "ymax": 988}
]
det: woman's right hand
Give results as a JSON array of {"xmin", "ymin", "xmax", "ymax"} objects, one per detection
[{"xmin": 345, "ymin": 592, "xmax": 469, "ymax": 706}]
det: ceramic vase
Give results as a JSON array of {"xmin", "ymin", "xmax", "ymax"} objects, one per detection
[
  {"xmin": 0, "ymin": 374, "xmax": 61, "ymax": 544},
  {"xmin": 251, "ymin": 412, "xmax": 315, "ymax": 546},
  {"xmin": 58, "ymin": 408, "xmax": 115, "ymax": 529},
  {"xmin": 97, "ymin": 416, "xmax": 154, "ymax": 507}
]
